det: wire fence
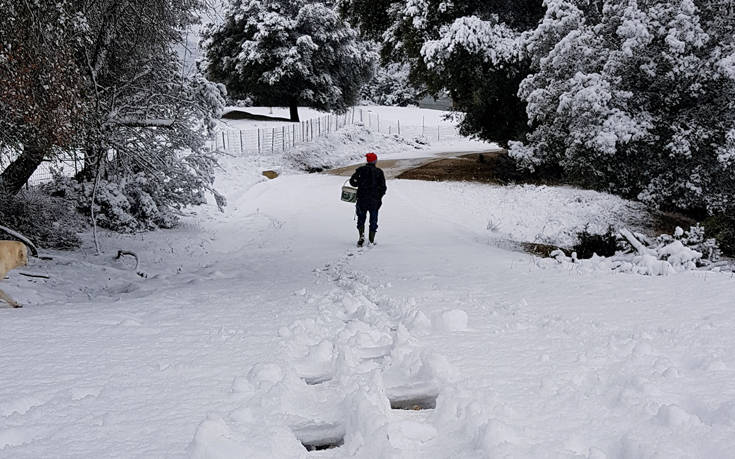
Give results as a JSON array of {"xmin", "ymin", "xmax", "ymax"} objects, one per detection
[
  {"xmin": 211, "ymin": 108, "xmax": 462, "ymax": 155},
  {"xmin": 26, "ymin": 154, "xmax": 83, "ymax": 186},
  {"xmin": 23, "ymin": 108, "xmax": 462, "ymax": 185}
]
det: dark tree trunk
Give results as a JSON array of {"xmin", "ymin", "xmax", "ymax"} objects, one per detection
[
  {"xmin": 289, "ymin": 98, "xmax": 300, "ymax": 122},
  {"xmin": 75, "ymin": 146, "xmax": 101, "ymax": 182},
  {"xmin": 0, "ymin": 145, "xmax": 47, "ymax": 195}
]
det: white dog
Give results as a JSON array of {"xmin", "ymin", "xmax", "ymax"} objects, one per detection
[{"xmin": 0, "ymin": 241, "xmax": 28, "ymax": 308}]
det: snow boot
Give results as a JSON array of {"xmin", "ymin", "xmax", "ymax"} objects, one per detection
[
  {"xmin": 368, "ymin": 230, "xmax": 376, "ymax": 245},
  {"xmin": 357, "ymin": 227, "xmax": 365, "ymax": 247}
]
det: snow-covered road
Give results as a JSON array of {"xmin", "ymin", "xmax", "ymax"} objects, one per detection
[{"xmin": 1, "ymin": 161, "xmax": 734, "ymax": 458}]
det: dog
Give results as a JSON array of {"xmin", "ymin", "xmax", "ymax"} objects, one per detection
[{"xmin": 0, "ymin": 241, "xmax": 28, "ymax": 308}]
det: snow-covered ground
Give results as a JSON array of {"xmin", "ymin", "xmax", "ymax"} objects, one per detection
[{"xmin": 1, "ymin": 134, "xmax": 734, "ymax": 457}]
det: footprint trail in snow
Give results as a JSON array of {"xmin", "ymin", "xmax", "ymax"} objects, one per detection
[{"xmin": 190, "ymin": 248, "xmax": 488, "ymax": 458}]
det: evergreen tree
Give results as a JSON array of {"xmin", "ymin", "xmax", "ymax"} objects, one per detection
[
  {"xmin": 510, "ymin": 0, "xmax": 735, "ymax": 215},
  {"xmin": 203, "ymin": 0, "xmax": 377, "ymax": 122},
  {"xmin": 340, "ymin": 0, "xmax": 545, "ymax": 145}
]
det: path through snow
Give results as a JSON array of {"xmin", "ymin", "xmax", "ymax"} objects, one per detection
[{"xmin": 1, "ymin": 157, "xmax": 734, "ymax": 458}]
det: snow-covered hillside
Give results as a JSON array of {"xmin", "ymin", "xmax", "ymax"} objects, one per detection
[{"xmin": 1, "ymin": 137, "xmax": 734, "ymax": 458}]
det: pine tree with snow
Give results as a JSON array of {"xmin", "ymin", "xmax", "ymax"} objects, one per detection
[
  {"xmin": 340, "ymin": 0, "xmax": 545, "ymax": 144},
  {"xmin": 509, "ymin": 0, "xmax": 735, "ymax": 216},
  {"xmin": 203, "ymin": 0, "xmax": 377, "ymax": 122},
  {"xmin": 361, "ymin": 61, "xmax": 421, "ymax": 106}
]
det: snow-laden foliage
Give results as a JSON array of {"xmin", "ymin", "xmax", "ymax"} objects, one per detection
[
  {"xmin": 1, "ymin": 0, "xmax": 228, "ymax": 232},
  {"xmin": 45, "ymin": 149, "xmax": 224, "ymax": 233},
  {"xmin": 204, "ymin": 0, "xmax": 377, "ymax": 120},
  {"xmin": 551, "ymin": 225, "xmax": 721, "ymax": 276},
  {"xmin": 510, "ymin": 0, "xmax": 735, "ymax": 215},
  {"xmin": 421, "ymin": 16, "xmax": 524, "ymax": 68},
  {"xmin": 0, "ymin": 190, "xmax": 84, "ymax": 249},
  {"xmin": 377, "ymin": 0, "xmax": 545, "ymax": 143},
  {"xmin": 361, "ymin": 62, "xmax": 421, "ymax": 106}
]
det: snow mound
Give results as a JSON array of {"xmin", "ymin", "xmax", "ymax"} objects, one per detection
[
  {"xmin": 283, "ymin": 124, "xmax": 427, "ymax": 172},
  {"xmin": 546, "ymin": 226, "xmax": 729, "ymax": 276}
]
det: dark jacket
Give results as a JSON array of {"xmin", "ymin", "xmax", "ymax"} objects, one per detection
[{"xmin": 349, "ymin": 163, "xmax": 386, "ymax": 204}]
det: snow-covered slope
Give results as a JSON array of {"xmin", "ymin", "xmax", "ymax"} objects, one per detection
[{"xmin": 1, "ymin": 146, "xmax": 734, "ymax": 457}]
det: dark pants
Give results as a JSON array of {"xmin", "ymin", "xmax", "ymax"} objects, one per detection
[{"xmin": 356, "ymin": 200, "xmax": 381, "ymax": 232}]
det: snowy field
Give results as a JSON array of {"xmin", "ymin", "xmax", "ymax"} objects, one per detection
[
  {"xmin": 217, "ymin": 106, "xmax": 459, "ymax": 131},
  {"xmin": 1, "ymin": 135, "xmax": 734, "ymax": 458}
]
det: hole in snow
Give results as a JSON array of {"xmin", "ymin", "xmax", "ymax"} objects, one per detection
[
  {"xmin": 294, "ymin": 423, "xmax": 344, "ymax": 452},
  {"xmin": 302, "ymin": 375, "xmax": 331, "ymax": 385},
  {"xmin": 301, "ymin": 437, "xmax": 344, "ymax": 452},
  {"xmin": 389, "ymin": 395, "xmax": 437, "ymax": 411}
]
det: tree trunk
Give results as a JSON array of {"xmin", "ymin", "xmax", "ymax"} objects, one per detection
[
  {"xmin": 289, "ymin": 99, "xmax": 300, "ymax": 122},
  {"xmin": 0, "ymin": 145, "xmax": 47, "ymax": 195}
]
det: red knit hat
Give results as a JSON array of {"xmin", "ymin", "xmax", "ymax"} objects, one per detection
[{"xmin": 366, "ymin": 152, "xmax": 378, "ymax": 163}]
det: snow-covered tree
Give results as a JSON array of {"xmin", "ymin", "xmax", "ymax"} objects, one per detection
[
  {"xmin": 361, "ymin": 62, "xmax": 421, "ymax": 106},
  {"xmin": 0, "ymin": 0, "xmax": 88, "ymax": 194},
  {"xmin": 203, "ymin": 0, "xmax": 377, "ymax": 122},
  {"xmin": 510, "ymin": 0, "xmax": 735, "ymax": 215},
  {"xmin": 341, "ymin": 0, "xmax": 545, "ymax": 144},
  {"xmin": 1, "ymin": 0, "xmax": 228, "ymax": 231}
]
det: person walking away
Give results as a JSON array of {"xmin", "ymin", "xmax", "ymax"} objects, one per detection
[{"xmin": 349, "ymin": 152, "xmax": 386, "ymax": 247}]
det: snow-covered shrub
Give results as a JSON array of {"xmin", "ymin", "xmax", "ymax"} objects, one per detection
[
  {"xmin": 551, "ymin": 225, "xmax": 723, "ymax": 275},
  {"xmin": 361, "ymin": 62, "xmax": 421, "ymax": 106},
  {"xmin": 704, "ymin": 214, "xmax": 735, "ymax": 257},
  {"xmin": 656, "ymin": 224, "xmax": 720, "ymax": 261},
  {"xmin": 0, "ymin": 191, "xmax": 83, "ymax": 249},
  {"xmin": 573, "ymin": 226, "xmax": 618, "ymax": 259},
  {"xmin": 510, "ymin": 0, "xmax": 735, "ymax": 216},
  {"xmin": 43, "ymin": 151, "xmax": 225, "ymax": 233}
]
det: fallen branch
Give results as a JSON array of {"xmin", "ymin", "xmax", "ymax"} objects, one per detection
[
  {"xmin": 91, "ymin": 158, "xmax": 104, "ymax": 255},
  {"xmin": 18, "ymin": 272, "xmax": 50, "ymax": 279},
  {"xmin": 116, "ymin": 250, "xmax": 140, "ymax": 271},
  {"xmin": 619, "ymin": 228, "xmax": 655, "ymax": 256},
  {"xmin": 0, "ymin": 224, "xmax": 39, "ymax": 257}
]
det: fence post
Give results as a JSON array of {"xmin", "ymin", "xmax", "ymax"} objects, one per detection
[
  {"xmin": 437, "ymin": 125, "xmax": 440, "ymax": 141},
  {"xmin": 377, "ymin": 114, "xmax": 380, "ymax": 132},
  {"xmin": 293, "ymin": 124, "xmax": 296, "ymax": 147},
  {"xmin": 318, "ymin": 117, "xmax": 321, "ymax": 136},
  {"xmin": 239, "ymin": 130, "xmax": 243, "ymax": 154},
  {"xmin": 258, "ymin": 129, "xmax": 261, "ymax": 154},
  {"xmin": 222, "ymin": 131, "xmax": 226, "ymax": 150},
  {"xmin": 271, "ymin": 128, "xmax": 275, "ymax": 153},
  {"xmin": 398, "ymin": 120, "xmax": 400, "ymax": 136}
]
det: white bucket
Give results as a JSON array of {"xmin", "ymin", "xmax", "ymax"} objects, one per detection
[{"xmin": 341, "ymin": 179, "xmax": 357, "ymax": 203}]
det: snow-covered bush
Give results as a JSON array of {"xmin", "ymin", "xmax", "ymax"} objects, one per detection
[
  {"xmin": 43, "ymin": 152, "xmax": 225, "ymax": 233},
  {"xmin": 704, "ymin": 214, "xmax": 735, "ymax": 257},
  {"xmin": 361, "ymin": 62, "xmax": 422, "ymax": 106},
  {"xmin": 551, "ymin": 225, "xmax": 723, "ymax": 275},
  {"xmin": 573, "ymin": 226, "xmax": 618, "ymax": 259},
  {"xmin": 0, "ymin": 191, "xmax": 83, "ymax": 249},
  {"xmin": 510, "ymin": 0, "xmax": 735, "ymax": 216}
]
